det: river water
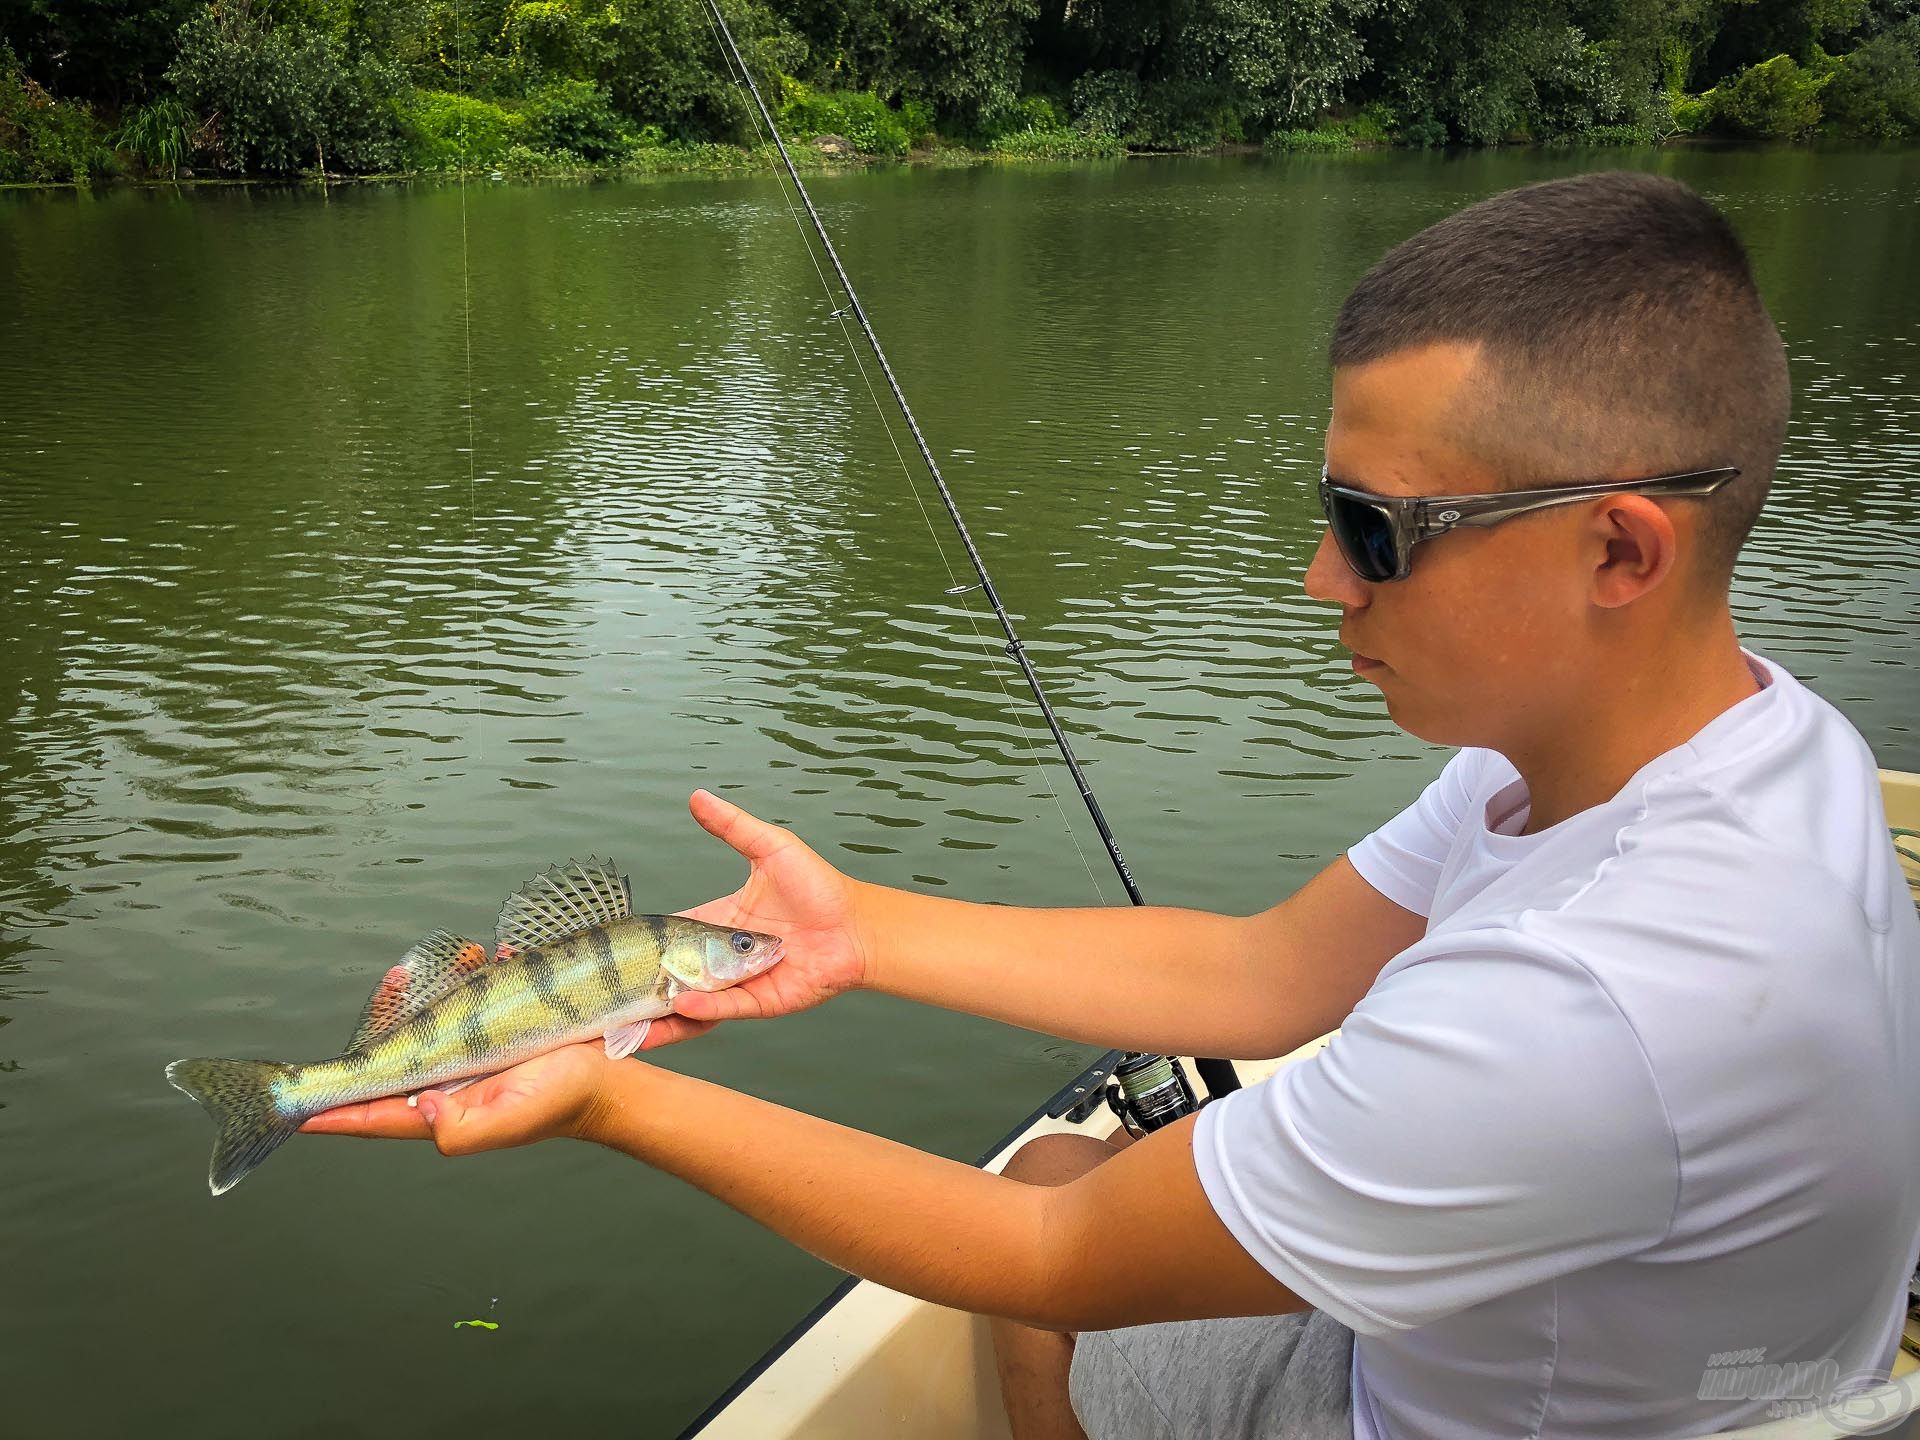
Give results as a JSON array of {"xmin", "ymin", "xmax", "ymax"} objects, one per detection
[{"xmin": 2, "ymin": 147, "xmax": 1916, "ymax": 1436}]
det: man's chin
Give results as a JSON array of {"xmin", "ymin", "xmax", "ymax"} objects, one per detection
[{"xmin": 1376, "ymin": 688, "xmax": 1479, "ymax": 750}]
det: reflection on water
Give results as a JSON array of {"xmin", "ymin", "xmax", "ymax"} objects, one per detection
[{"xmin": 2, "ymin": 148, "xmax": 1916, "ymax": 1437}]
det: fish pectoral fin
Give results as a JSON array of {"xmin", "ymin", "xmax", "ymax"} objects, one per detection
[
  {"xmin": 603, "ymin": 1018, "xmax": 652, "ymax": 1061},
  {"xmin": 406, "ymin": 1073, "xmax": 488, "ymax": 1106},
  {"xmin": 495, "ymin": 858, "xmax": 633, "ymax": 954},
  {"xmin": 346, "ymin": 931, "xmax": 491, "ymax": 1053}
]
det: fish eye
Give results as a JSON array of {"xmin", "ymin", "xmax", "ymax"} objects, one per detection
[{"xmin": 729, "ymin": 931, "xmax": 755, "ymax": 955}]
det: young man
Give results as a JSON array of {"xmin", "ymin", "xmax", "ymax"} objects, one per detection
[{"xmin": 308, "ymin": 173, "xmax": 1920, "ymax": 1438}]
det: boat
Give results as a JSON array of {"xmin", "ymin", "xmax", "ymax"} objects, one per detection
[{"xmin": 680, "ymin": 770, "xmax": 1920, "ymax": 1440}]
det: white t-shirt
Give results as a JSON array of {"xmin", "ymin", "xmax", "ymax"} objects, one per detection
[{"xmin": 1195, "ymin": 653, "xmax": 1920, "ymax": 1439}]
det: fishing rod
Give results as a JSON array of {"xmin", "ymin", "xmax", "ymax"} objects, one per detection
[{"xmin": 698, "ymin": 0, "xmax": 1240, "ymax": 1117}]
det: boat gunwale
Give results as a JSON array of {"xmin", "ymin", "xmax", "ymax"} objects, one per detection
[{"xmin": 673, "ymin": 1048, "xmax": 1128, "ymax": 1438}]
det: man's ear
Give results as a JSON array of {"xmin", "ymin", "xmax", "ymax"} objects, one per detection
[{"xmin": 1589, "ymin": 494, "xmax": 1678, "ymax": 609}]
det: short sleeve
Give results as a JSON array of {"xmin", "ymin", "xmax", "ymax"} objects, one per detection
[
  {"xmin": 1192, "ymin": 938, "xmax": 1677, "ymax": 1336},
  {"xmin": 1348, "ymin": 750, "xmax": 1501, "ymax": 916}
]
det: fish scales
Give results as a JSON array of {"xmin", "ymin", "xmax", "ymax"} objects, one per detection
[
  {"xmin": 166, "ymin": 864, "xmax": 784, "ymax": 1195},
  {"xmin": 285, "ymin": 922, "xmax": 672, "ymax": 1115}
]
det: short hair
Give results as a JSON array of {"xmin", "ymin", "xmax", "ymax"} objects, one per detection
[{"xmin": 1329, "ymin": 171, "xmax": 1789, "ymax": 586}]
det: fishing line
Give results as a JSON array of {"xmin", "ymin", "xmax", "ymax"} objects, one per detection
[
  {"xmin": 697, "ymin": 1, "xmax": 1239, "ymax": 1102},
  {"xmin": 693, "ymin": 1, "xmax": 1115, "ymax": 911},
  {"xmin": 694, "ymin": 8, "xmax": 955, "ymax": 584},
  {"xmin": 457, "ymin": 0, "xmax": 479, "ymax": 762}
]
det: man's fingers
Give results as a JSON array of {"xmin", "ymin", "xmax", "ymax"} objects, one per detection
[
  {"xmin": 689, "ymin": 789, "xmax": 791, "ymax": 863},
  {"xmin": 639, "ymin": 1015, "xmax": 717, "ymax": 1049},
  {"xmin": 415, "ymin": 1089, "xmax": 480, "ymax": 1154},
  {"xmin": 301, "ymin": 1097, "xmax": 432, "ymax": 1139},
  {"xmin": 671, "ymin": 985, "xmax": 766, "ymax": 1023}
]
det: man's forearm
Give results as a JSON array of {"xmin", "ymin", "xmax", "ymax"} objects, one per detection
[
  {"xmin": 578, "ymin": 1061, "xmax": 1300, "ymax": 1332},
  {"xmin": 851, "ymin": 882, "xmax": 1282, "ymax": 1058},
  {"xmin": 847, "ymin": 856, "xmax": 1413, "ymax": 1061},
  {"xmin": 583, "ymin": 1059, "xmax": 1065, "ymax": 1324}
]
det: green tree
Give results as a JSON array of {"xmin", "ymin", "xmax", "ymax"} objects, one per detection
[
  {"xmin": 10, "ymin": 0, "xmax": 200, "ymax": 107},
  {"xmin": 0, "ymin": 46, "xmax": 114, "ymax": 179},
  {"xmin": 1357, "ymin": 0, "xmax": 1603, "ymax": 143},
  {"xmin": 773, "ymin": 0, "xmax": 1036, "ymax": 126},
  {"xmin": 166, "ymin": 4, "xmax": 409, "ymax": 171},
  {"xmin": 1820, "ymin": 20, "xmax": 1920, "ymax": 133},
  {"xmin": 1201, "ymin": 0, "xmax": 1382, "ymax": 126},
  {"xmin": 590, "ymin": 0, "xmax": 803, "ymax": 139},
  {"xmin": 1709, "ymin": 51, "xmax": 1828, "ymax": 134}
]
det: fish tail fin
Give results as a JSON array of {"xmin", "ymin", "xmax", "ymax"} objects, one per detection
[{"xmin": 165, "ymin": 1057, "xmax": 300, "ymax": 1196}]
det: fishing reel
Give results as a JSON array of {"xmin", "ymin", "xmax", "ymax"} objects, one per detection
[{"xmin": 1104, "ymin": 1052, "xmax": 1201, "ymax": 1138}]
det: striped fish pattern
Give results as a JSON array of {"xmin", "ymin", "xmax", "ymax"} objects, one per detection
[{"xmin": 166, "ymin": 858, "xmax": 784, "ymax": 1195}]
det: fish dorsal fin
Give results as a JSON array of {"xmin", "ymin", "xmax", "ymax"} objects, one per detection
[
  {"xmin": 496, "ymin": 857, "xmax": 633, "ymax": 953},
  {"xmin": 346, "ymin": 930, "xmax": 492, "ymax": 1052}
]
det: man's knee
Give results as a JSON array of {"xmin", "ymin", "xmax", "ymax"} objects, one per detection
[{"xmin": 1001, "ymin": 1130, "xmax": 1126, "ymax": 1187}]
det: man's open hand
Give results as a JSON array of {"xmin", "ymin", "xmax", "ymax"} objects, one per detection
[{"xmin": 644, "ymin": 789, "xmax": 871, "ymax": 1049}]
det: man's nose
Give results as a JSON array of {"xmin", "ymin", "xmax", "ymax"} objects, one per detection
[{"xmin": 1303, "ymin": 527, "xmax": 1371, "ymax": 608}]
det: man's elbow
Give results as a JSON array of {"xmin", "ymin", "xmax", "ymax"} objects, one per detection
[{"xmin": 1008, "ymin": 1279, "xmax": 1311, "ymax": 1335}]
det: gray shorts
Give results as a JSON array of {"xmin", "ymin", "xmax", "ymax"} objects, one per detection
[{"xmin": 1068, "ymin": 1309, "xmax": 1355, "ymax": 1440}]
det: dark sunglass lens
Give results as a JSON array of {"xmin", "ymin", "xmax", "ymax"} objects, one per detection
[{"xmin": 1327, "ymin": 491, "xmax": 1398, "ymax": 581}]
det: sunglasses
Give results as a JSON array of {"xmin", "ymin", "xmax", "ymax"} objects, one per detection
[{"xmin": 1318, "ymin": 466, "xmax": 1742, "ymax": 583}]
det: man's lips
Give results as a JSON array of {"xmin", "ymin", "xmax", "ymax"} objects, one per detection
[{"xmin": 1342, "ymin": 635, "xmax": 1385, "ymax": 673}]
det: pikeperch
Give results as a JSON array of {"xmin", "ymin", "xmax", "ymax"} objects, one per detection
[{"xmin": 166, "ymin": 857, "xmax": 784, "ymax": 1195}]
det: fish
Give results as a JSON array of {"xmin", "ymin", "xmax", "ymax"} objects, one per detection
[{"xmin": 165, "ymin": 857, "xmax": 784, "ymax": 1196}]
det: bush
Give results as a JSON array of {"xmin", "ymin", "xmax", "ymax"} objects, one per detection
[
  {"xmin": 1128, "ymin": 79, "xmax": 1241, "ymax": 149},
  {"xmin": 1393, "ymin": 110, "xmax": 1450, "ymax": 148},
  {"xmin": 112, "ymin": 95, "xmax": 195, "ymax": 176},
  {"xmin": 970, "ymin": 92, "xmax": 1067, "ymax": 143},
  {"xmin": 777, "ymin": 78, "xmax": 911, "ymax": 155},
  {"xmin": 593, "ymin": 0, "xmax": 804, "ymax": 143},
  {"xmin": 523, "ymin": 77, "xmax": 627, "ymax": 160},
  {"xmin": 1264, "ymin": 106, "xmax": 1394, "ymax": 151},
  {"xmin": 1348, "ymin": 103, "xmax": 1394, "ymax": 145},
  {"xmin": 1264, "ymin": 126, "xmax": 1352, "ymax": 151},
  {"xmin": 1669, "ymin": 90, "xmax": 1712, "ymax": 133},
  {"xmin": 899, "ymin": 97, "xmax": 936, "ymax": 147},
  {"xmin": 1530, "ymin": 27, "xmax": 1629, "ymax": 139},
  {"xmin": 495, "ymin": 141, "xmax": 593, "ymax": 174},
  {"xmin": 0, "ymin": 48, "xmax": 114, "ymax": 182},
  {"xmin": 1822, "ymin": 28, "xmax": 1920, "ymax": 138},
  {"xmin": 1572, "ymin": 121, "xmax": 1649, "ymax": 145},
  {"xmin": 1070, "ymin": 68, "xmax": 1139, "ymax": 137},
  {"xmin": 402, "ymin": 90, "xmax": 525, "ymax": 168},
  {"xmin": 988, "ymin": 125, "xmax": 1123, "ymax": 158},
  {"xmin": 506, "ymin": 0, "xmax": 590, "ymax": 77},
  {"xmin": 1709, "ymin": 54, "xmax": 1826, "ymax": 139},
  {"xmin": 167, "ymin": 10, "xmax": 409, "ymax": 174}
]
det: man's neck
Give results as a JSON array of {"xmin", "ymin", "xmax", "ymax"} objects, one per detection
[{"xmin": 1505, "ymin": 616, "xmax": 1761, "ymax": 834}]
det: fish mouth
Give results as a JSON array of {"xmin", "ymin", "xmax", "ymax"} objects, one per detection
[{"xmin": 712, "ymin": 939, "xmax": 784, "ymax": 987}]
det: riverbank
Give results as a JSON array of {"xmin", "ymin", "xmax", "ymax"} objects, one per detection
[
  {"xmin": 0, "ymin": 127, "xmax": 1788, "ymax": 193},
  {"xmin": 0, "ymin": 122, "xmax": 1139, "ymax": 191},
  {"xmin": 0, "ymin": 141, "xmax": 1089, "ymax": 191},
  {"xmin": 9, "ymin": 1, "xmax": 1917, "ymax": 190}
]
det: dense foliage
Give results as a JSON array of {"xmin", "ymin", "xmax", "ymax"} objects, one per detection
[{"xmin": 4, "ymin": 0, "xmax": 1918, "ymax": 180}]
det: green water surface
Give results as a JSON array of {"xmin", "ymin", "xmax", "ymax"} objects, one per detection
[{"xmin": 2, "ymin": 147, "xmax": 1916, "ymax": 1437}]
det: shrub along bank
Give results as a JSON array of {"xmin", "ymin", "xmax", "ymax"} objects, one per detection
[{"xmin": 5, "ymin": 0, "xmax": 1919, "ymax": 184}]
